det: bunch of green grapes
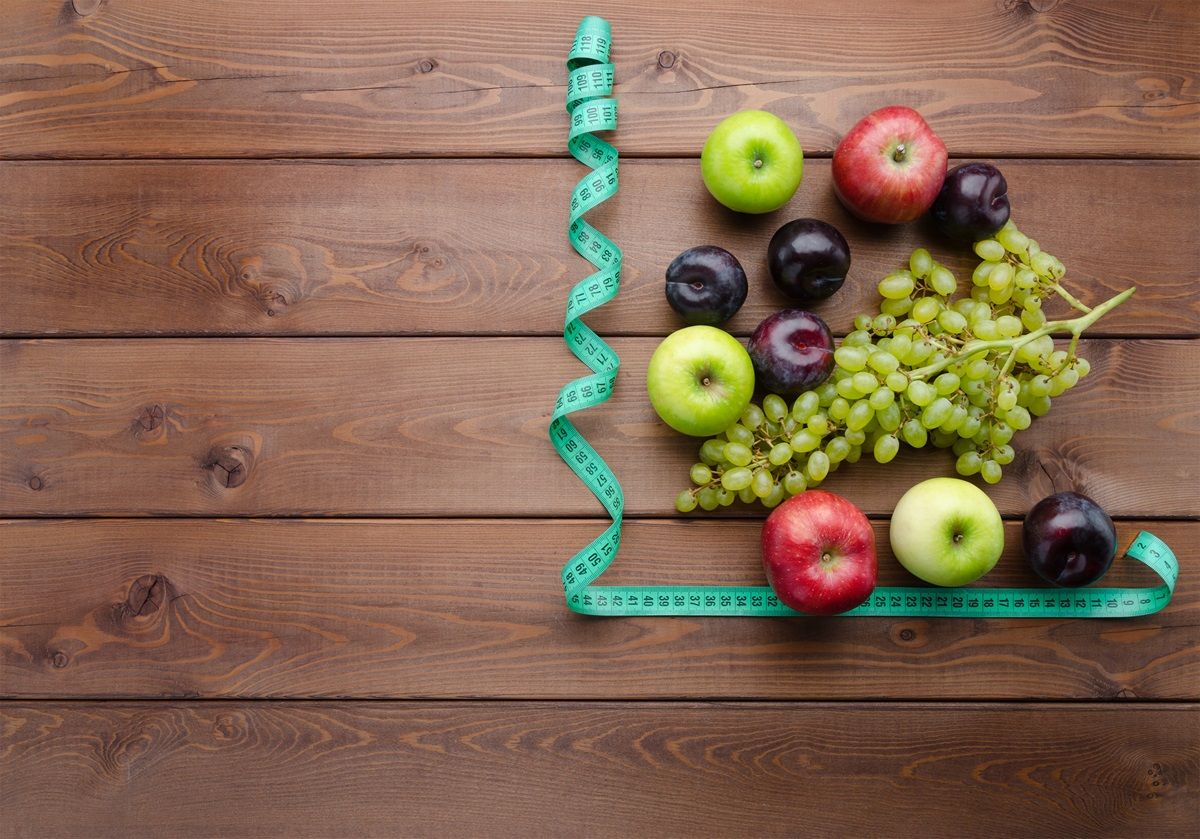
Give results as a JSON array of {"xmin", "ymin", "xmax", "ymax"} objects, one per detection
[{"xmin": 676, "ymin": 220, "xmax": 1134, "ymax": 512}]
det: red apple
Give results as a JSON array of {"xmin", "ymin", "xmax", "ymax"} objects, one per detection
[
  {"xmin": 832, "ymin": 106, "xmax": 947, "ymax": 224},
  {"xmin": 762, "ymin": 491, "xmax": 877, "ymax": 615}
]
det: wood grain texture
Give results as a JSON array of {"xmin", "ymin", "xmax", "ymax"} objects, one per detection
[
  {"xmin": 2, "ymin": 1, "xmax": 1197, "ymax": 158},
  {"xmin": 2, "ymin": 337, "xmax": 1197, "ymax": 517},
  {"xmin": 1, "ymin": 519, "xmax": 1195, "ymax": 700},
  {"xmin": 2, "ymin": 702, "xmax": 1195, "ymax": 839},
  {"xmin": 2, "ymin": 159, "xmax": 1196, "ymax": 337}
]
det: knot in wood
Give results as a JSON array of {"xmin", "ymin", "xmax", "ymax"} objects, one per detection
[
  {"xmin": 136, "ymin": 404, "xmax": 165, "ymax": 432},
  {"xmin": 206, "ymin": 445, "xmax": 251, "ymax": 488},
  {"xmin": 126, "ymin": 574, "xmax": 167, "ymax": 617},
  {"xmin": 28, "ymin": 475, "xmax": 44, "ymax": 491},
  {"xmin": 418, "ymin": 58, "xmax": 436, "ymax": 74},
  {"xmin": 657, "ymin": 50, "xmax": 677, "ymax": 69},
  {"xmin": 50, "ymin": 650, "xmax": 69, "ymax": 668}
]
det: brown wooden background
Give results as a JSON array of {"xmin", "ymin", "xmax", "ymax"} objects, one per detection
[{"xmin": 1, "ymin": 1, "xmax": 1198, "ymax": 836}]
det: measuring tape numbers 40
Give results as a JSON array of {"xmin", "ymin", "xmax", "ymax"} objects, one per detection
[{"xmin": 549, "ymin": 16, "xmax": 1178, "ymax": 620}]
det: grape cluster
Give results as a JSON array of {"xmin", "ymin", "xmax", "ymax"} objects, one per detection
[{"xmin": 676, "ymin": 220, "xmax": 1133, "ymax": 512}]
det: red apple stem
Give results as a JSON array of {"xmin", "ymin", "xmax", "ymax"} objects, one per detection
[{"xmin": 892, "ymin": 143, "xmax": 907, "ymax": 162}]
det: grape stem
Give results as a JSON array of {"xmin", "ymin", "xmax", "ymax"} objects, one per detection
[
  {"xmin": 1051, "ymin": 282, "xmax": 1093, "ymax": 314},
  {"xmin": 909, "ymin": 286, "xmax": 1135, "ymax": 381}
]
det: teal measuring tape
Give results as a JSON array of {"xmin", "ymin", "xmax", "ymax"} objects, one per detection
[{"xmin": 551, "ymin": 17, "xmax": 1178, "ymax": 620}]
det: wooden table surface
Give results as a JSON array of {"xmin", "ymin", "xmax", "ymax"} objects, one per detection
[{"xmin": 1, "ymin": 1, "xmax": 1197, "ymax": 836}]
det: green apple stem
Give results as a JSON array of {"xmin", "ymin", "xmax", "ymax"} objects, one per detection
[{"xmin": 909, "ymin": 286, "xmax": 1135, "ymax": 381}]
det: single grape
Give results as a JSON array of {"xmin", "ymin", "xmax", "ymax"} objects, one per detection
[
  {"xmin": 790, "ymin": 429, "xmax": 822, "ymax": 453},
  {"xmin": 846, "ymin": 400, "xmax": 875, "ymax": 431},
  {"xmin": 700, "ymin": 439, "xmax": 726, "ymax": 465},
  {"xmin": 843, "ymin": 330, "xmax": 874, "ymax": 347},
  {"xmin": 836, "ymin": 377, "xmax": 862, "ymax": 400},
  {"xmin": 934, "ymin": 373, "xmax": 961, "ymax": 395},
  {"xmin": 920, "ymin": 397, "xmax": 953, "ymax": 429},
  {"xmin": 929, "ymin": 265, "xmax": 958, "ymax": 296},
  {"xmin": 902, "ymin": 419, "xmax": 928, "ymax": 448},
  {"xmin": 853, "ymin": 313, "xmax": 873, "ymax": 331},
  {"xmin": 676, "ymin": 490, "xmax": 697, "ymax": 512},
  {"xmin": 909, "ymin": 248, "xmax": 933, "ymax": 278},
  {"xmin": 763, "ymin": 394, "xmax": 788, "ymax": 422},
  {"xmin": 972, "ymin": 262, "xmax": 994, "ymax": 286},
  {"xmin": 868, "ymin": 351, "xmax": 900, "ymax": 375},
  {"xmin": 1006, "ymin": 406, "xmax": 1032, "ymax": 430},
  {"xmin": 980, "ymin": 460, "xmax": 1002, "ymax": 484},
  {"xmin": 874, "ymin": 434, "xmax": 900, "ymax": 464},
  {"xmin": 1014, "ymin": 267, "xmax": 1037, "ymax": 289},
  {"xmin": 807, "ymin": 414, "xmax": 832, "ymax": 435},
  {"xmin": 973, "ymin": 319, "xmax": 1000, "ymax": 340},
  {"xmin": 877, "ymin": 402, "xmax": 903, "ymax": 432},
  {"xmin": 879, "ymin": 271, "xmax": 917, "ymax": 300},
  {"xmin": 955, "ymin": 450, "xmax": 982, "ymax": 476},
  {"xmin": 697, "ymin": 487, "xmax": 719, "ymax": 511},
  {"xmin": 952, "ymin": 437, "xmax": 974, "ymax": 457},
  {"xmin": 886, "ymin": 371, "xmax": 909, "ymax": 392},
  {"xmin": 880, "ymin": 296, "xmax": 915, "ymax": 318},
  {"xmin": 689, "ymin": 463, "xmax": 713, "ymax": 485},
  {"xmin": 1074, "ymin": 358, "xmax": 1091, "ymax": 378},
  {"xmin": 987, "ymin": 262, "xmax": 1014, "ymax": 292},
  {"xmin": 1056, "ymin": 367, "xmax": 1080, "ymax": 389},
  {"xmin": 769, "ymin": 442, "xmax": 794, "ymax": 466},
  {"xmin": 751, "ymin": 469, "xmax": 775, "ymax": 498},
  {"xmin": 906, "ymin": 380, "xmax": 937, "ymax": 407},
  {"xmin": 816, "ymin": 381, "xmax": 838, "ymax": 406},
  {"xmin": 829, "ymin": 397, "xmax": 851, "ymax": 421},
  {"xmin": 868, "ymin": 387, "xmax": 895, "ymax": 410},
  {"xmin": 989, "ymin": 284, "xmax": 1013, "ymax": 305},
  {"xmin": 975, "ymin": 239, "xmax": 1005, "ymax": 261},
  {"xmin": 852, "ymin": 371, "xmax": 878, "ymax": 394},
  {"xmin": 721, "ymin": 467, "xmax": 753, "ymax": 491},
  {"xmin": 726, "ymin": 424, "xmax": 754, "ymax": 446},
  {"xmin": 723, "ymin": 442, "xmax": 753, "ymax": 467},
  {"xmin": 738, "ymin": 486, "xmax": 757, "ymax": 504},
  {"xmin": 806, "ymin": 451, "xmax": 830, "ymax": 482},
  {"xmin": 941, "ymin": 404, "xmax": 969, "ymax": 433},
  {"xmin": 834, "ymin": 345, "xmax": 868, "ymax": 372},
  {"xmin": 996, "ymin": 315, "xmax": 1023, "ymax": 337},
  {"xmin": 1030, "ymin": 251, "xmax": 1057, "ymax": 278},
  {"xmin": 937, "ymin": 309, "xmax": 968, "ymax": 334},
  {"xmin": 826, "ymin": 436, "xmax": 851, "ymax": 463},
  {"xmin": 792, "ymin": 391, "xmax": 820, "ymax": 421},
  {"xmin": 763, "ymin": 484, "xmax": 786, "ymax": 508},
  {"xmin": 872, "ymin": 314, "xmax": 897, "ymax": 333},
  {"xmin": 717, "ymin": 487, "xmax": 736, "ymax": 506},
  {"xmin": 764, "ymin": 420, "xmax": 782, "ymax": 436},
  {"xmin": 741, "ymin": 404, "xmax": 765, "ymax": 430},
  {"xmin": 958, "ymin": 414, "xmax": 982, "ymax": 440},
  {"xmin": 912, "ymin": 297, "xmax": 941, "ymax": 324},
  {"xmin": 993, "ymin": 444, "xmax": 1015, "ymax": 465},
  {"xmin": 843, "ymin": 427, "xmax": 868, "ymax": 446},
  {"xmin": 989, "ymin": 421, "xmax": 1014, "ymax": 446},
  {"xmin": 783, "ymin": 471, "xmax": 807, "ymax": 495},
  {"xmin": 964, "ymin": 358, "xmax": 992, "ymax": 380}
]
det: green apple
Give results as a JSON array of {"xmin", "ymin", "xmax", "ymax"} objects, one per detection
[
  {"xmin": 646, "ymin": 326, "xmax": 755, "ymax": 436},
  {"xmin": 701, "ymin": 110, "xmax": 804, "ymax": 214},
  {"xmin": 889, "ymin": 477, "xmax": 1004, "ymax": 586}
]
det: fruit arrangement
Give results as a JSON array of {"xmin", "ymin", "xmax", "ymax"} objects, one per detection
[
  {"xmin": 554, "ymin": 20, "xmax": 1174, "ymax": 621},
  {"xmin": 645, "ymin": 102, "xmax": 1140, "ymax": 612}
]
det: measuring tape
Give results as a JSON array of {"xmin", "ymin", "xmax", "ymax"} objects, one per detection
[{"xmin": 551, "ymin": 16, "xmax": 1178, "ymax": 619}]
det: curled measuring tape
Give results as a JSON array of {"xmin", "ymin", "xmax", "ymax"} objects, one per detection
[{"xmin": 551, "ymin": 17, "xmax": 1178, "ymax": 619}]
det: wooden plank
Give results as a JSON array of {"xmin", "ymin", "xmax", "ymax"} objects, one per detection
[
  {"xmin": 1, "ymin": 519, "xmax": 1195, "ymax": 700},
  {"xmin": 2, "ymin": 1, "xmax": 1197, "ymax": 159},
  {"xmin": 1, "ymin": 701, "xmax": 1195, "ymax": 838},
  {"xmin": 2, "ymin": 160, "xmax": 1196, "ymax": 338},
  {"xmin": 1, "ymin": 337, "xmax": 1196, "ymax": 517}
]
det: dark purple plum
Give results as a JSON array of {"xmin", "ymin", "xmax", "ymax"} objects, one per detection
[
  {"xmin": 1023, "ymin": 491, "xmax": 1117, "ymax": 587},
  {"xmin": 767, "ymin": 218, "xmax": 851, "ymax": 302},
  {"xmin": 929, "ymin": 162, "xmax": 1010, "ymax": 242},
  {"xmin": 748, "ymin": 310, "xmax": 835, "ymax": 395},
  {"xmin": 664, "ymin": 246, "xmax": 748, "ymax": 326}
]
